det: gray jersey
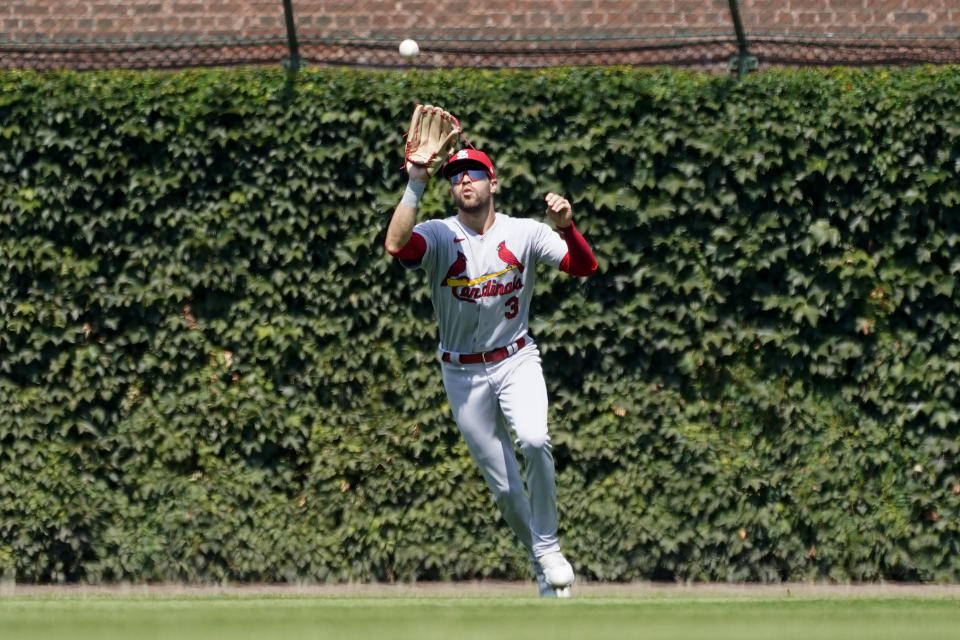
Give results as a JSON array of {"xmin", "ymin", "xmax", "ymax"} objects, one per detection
[{"xmin": 408, "ymin": 212, "xmax": 568, "ymax": 353}]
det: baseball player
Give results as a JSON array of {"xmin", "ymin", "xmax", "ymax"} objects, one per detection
[{"xmin": 384, "ymin": 107, "xmax": 597, "ymax": 597}]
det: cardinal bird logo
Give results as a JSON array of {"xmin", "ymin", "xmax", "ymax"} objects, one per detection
[
  {"xmin": 443, "ymin": 251, "xmax": 468, "ymax": 286},
  {"xmin": 497, "ymin": 241, "xmax": 524, "ymax": 273},
  {"xmin": 443, "ymin": 251, "xmax": 478, "ymax": 304}
]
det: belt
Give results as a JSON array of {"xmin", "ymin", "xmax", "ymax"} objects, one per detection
[{"xmin": 442, "ymin": 337, "xmax": 526, "ymax": 365}]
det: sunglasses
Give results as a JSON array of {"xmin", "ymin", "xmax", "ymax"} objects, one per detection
[{"xmin": 448, "ymin": 168, "xmax": 489, "ymax": 185}]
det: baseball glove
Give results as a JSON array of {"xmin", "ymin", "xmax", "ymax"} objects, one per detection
[{"xmin": 404, "ymin": 104, "xmax": 461, "ymax": 177}]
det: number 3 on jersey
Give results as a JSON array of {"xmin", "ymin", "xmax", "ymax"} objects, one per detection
[{"xmin": 504, "ymin": 296, "xmax": 519, "ymax": 319}]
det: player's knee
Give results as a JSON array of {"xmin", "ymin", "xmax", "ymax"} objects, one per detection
[
  {"xmin": 492, "ymin": 483, "xmax": 525, "ymax": 508},
  {"xmin": 519, "ymin": 432, "xmax": 551, "ymax": 452},
  {"xmin": 493, "ymin": 491, "xmax": 520, "ymax": 523}
]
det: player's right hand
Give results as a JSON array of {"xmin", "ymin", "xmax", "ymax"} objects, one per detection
[{"xmin": 407, "ymin": 162, "xmax": 429, "ymax": 183}]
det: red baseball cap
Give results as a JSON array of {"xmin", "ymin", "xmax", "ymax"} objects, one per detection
[{"xmin": 442, "ymin": 149, "xmax": 495, "ymax": 180}]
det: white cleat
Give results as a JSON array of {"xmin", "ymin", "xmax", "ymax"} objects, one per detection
[
  {"xmin": 535, "ymin": 551, "xmax": 575, "ymax": 593},
  {"xmin": 534, "ymin": 561, "xmax": 571, "ymax": 598}
]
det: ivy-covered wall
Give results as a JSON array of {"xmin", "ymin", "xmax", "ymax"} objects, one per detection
[{"xmin": 1, "ymin": 66, "xmax": 959, "ymax": 584}]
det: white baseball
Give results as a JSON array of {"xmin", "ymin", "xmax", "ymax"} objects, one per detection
[{"xmin": 399, "ymin": 39, "xmax": 419, "ymax": 59}]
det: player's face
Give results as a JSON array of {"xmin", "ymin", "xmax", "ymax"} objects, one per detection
[{"xmin": 449, "ymin": 167, "xmax": 495, "ymax": 214}]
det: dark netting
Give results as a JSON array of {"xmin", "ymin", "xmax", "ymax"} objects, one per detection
[
  {"xmin": 749, "ymin": 36, "xmax": 960, "ymax": 68},
  {"xmin": 292, "ymin": 35, "xmax": 741, "ymax": 70},
  {"xmin": 1, "ymin": 1, "xmax": 958, "ymax": 72}
]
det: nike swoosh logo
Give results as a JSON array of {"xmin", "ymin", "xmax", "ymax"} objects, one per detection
[{"xmin": 454, "ymin": 237, "xmax": 465, "ymax": 243}]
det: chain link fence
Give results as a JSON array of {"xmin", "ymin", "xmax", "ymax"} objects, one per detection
[{"xmin": 1, "ymin": 1, "xmax": 959, "ymax": 73}]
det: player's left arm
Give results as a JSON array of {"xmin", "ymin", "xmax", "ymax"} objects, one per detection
[{"xmin": 544, "ymin": 193, "xmax": 597, "ymax": 277}]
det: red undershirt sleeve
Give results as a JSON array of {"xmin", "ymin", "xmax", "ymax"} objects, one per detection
[
  {"xmin": 387, "ymin": 231, "xmax": 427, "ymax": 262},
  {"xmin": 557, "ymin": 222, "xmax": 598, "ymax": 277}
]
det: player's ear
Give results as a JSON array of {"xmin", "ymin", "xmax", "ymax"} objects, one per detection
[{"xmin": 490, "ymin": 178, "xmax": 498, "ymax": 194}]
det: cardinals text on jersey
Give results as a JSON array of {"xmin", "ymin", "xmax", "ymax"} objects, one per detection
[{"xmin": 442, "ymin": 241, "xmax": 525, "ymax": 304}]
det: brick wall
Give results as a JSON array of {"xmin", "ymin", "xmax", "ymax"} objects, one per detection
[{"xmin": 2, "ymin": 0, "xmax": 958, "ymax": 70}]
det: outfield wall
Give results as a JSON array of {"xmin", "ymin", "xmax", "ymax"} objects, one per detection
[{"xmin": 1, "ymin": 66, "xmax": 959, "ymax": 583}]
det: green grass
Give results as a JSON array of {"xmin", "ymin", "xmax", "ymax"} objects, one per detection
[{"xmin": 1, "ymin": 589, "xmax": 959, "ymax": 640}]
